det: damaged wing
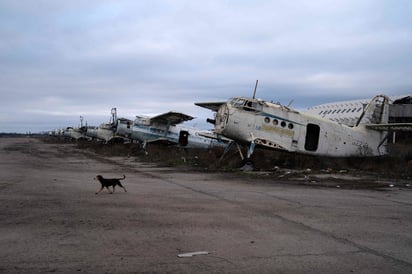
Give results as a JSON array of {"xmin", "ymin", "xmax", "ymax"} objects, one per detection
[
  {"xmin": 195, "ymin": 102, "xmax": 226, "ymax": 112},
  {"xmin": 365, "ymin": 123, "xmax": 412, "ymax": 131},
  {"xmin": 150, "ymin": 111, "xmax": 194, "ymax": 125}
]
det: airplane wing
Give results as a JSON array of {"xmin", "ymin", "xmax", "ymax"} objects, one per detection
[
  {"xmin": 195, "ymin": 102, "xmax": 226, "ymax": 112},
  {"xmin": 365, "ymin": 123, "xmax": 412, "ymax": 131},
  {"xmin": 150, "ymin": 111, "xmax": 194, "ymax": 125}
]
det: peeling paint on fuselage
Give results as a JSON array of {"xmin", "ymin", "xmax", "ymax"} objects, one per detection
[{"xmin": 214, "ymin": 97, "xmax": 387, "ymax": 157}]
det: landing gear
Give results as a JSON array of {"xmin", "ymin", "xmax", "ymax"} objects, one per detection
[
  {"xmin": 220, "ymin": 139, "xmax": 257, "ymax": 171},
  {"xmin": 241, "ymin": 140, "xmax": 256, "ymax": 171},
  {"xmin": 240, "ymin": 158, "xmax": 254, "ymax": 171},
  {"xmin": 247, "ymin": 141, "xmax": 256, "ymax": 159}
]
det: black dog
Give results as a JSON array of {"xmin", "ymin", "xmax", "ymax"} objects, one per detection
[{"xmin": 94, "ymin": 175, "xmax": 127, "ymax": 194}]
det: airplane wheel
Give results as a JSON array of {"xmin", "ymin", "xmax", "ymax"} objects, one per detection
[{"xmin": 240, "ymin": 159, "xmax": 255, "ymax": 171}]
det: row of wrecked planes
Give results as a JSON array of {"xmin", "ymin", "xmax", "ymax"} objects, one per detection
[
  {"xmin": 54, "ymin": 108, "xmax": 228, "ymax": 150},
  {"xmin": 51, "ymin": 84, "xmax": 412, "ymax": 165}
]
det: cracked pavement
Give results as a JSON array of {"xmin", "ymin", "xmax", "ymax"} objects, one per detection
[{"xmin": 1, "ymin": 137, "xmax": 412, "ymax": 273}]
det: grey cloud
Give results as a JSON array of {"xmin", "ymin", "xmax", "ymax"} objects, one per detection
[{"xmin": 0, "ymin": 0, "xmax": 411, "ymax": 132}]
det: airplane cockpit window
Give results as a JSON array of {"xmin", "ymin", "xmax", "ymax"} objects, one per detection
[
  {"xmin": 245, "ymin": 100, "xmax": 263, "ymax": 112},
  {"xmin": 230, "ymin": 98, "xmax": 246, "ymax": 107},
  {"xmin": 230, "ymin": 98, "xmax": 263, "ymax": 112}
]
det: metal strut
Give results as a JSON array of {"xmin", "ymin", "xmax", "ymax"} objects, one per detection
[
  {"xmin": 247, "ymin": 141, "xmax": 256, "ymax": 159},
  {"xmin": 219, "ymin": 141, "xmax": 245, "ymax": 162},
  {"xmin": 247, "ymin": 133, "xmax": 256, "ymax": 159}
]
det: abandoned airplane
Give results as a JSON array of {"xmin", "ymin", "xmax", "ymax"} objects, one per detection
[
  {"xmin": 196, "ymin": 94, "xmax": 412, "ymax": 160},
  {"xmin": 85, "ymin": 108, "xmax": 129, "ymax": 143},
  {"xmin": 126, "ymin": 111, "xmax": 228, "ymax": 149},
  {"xmin": 63, "ymin": 126, "xmax": 87, "ymax": 140},
  {"xmin": 62, "ymin": 116, "xmax": 88, "ymax": 140}
]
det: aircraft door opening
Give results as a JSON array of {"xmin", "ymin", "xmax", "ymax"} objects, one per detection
[
  {"xmin": 305, "ymin": 124, "xmax": 320, "ymax": 151},
  {"xmin": 179, "ymin": 130, "xmax": 189, "ymax": 146}
]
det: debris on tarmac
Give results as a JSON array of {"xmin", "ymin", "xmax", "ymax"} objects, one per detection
[{"xmin": 178, "ymin": 251, "xmax": 210, "ymax": 258}]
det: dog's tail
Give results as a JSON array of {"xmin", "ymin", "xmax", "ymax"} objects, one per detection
[{"xmin": 119, "ymin": 175, "xmax": 126, "ymax": 180}]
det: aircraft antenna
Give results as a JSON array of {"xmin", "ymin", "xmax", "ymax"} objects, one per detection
[
  {"xmin": 252, "ymin": 80, "xmax": 258, "ymax": 99},
  {"xmin": 111, "ymin": 108, "xmax": 117, "ymax": 125}
]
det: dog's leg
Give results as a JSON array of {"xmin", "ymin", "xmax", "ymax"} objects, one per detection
[
  {"xmin": 112, "ymin": 185, "xmax": 116, "ymax": 193},
  {"xmin": 118, "ymin": 183, "xmax": 127, "ymax": 192},
  {"xmin": 95, "ymin": 186, "xmax": 104, "ymax": 195},
  {"xmin": 105, "ymin": 186, "xmax": 113, "ymax": 194}
]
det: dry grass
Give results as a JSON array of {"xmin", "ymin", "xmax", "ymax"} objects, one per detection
[{"xmin": 42, "ymin": 136, "xmax": 412, "ymax": 179}]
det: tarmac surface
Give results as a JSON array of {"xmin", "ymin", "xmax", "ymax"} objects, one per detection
[{"xmin": 1, "ymin": 137, "xmax": 412, "ymax": 273}]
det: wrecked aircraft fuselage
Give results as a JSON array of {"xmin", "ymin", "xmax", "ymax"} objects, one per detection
[{"xmin": 206, "ymin": 96, "xmax": 393, "ymax": 157}]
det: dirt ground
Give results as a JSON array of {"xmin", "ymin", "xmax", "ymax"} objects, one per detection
[{"xmin": 1, "ymin": 137, "xmax": 412, "ymax": 273}]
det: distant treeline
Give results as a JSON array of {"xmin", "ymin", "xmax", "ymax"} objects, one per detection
[{"xmin": 0, "ymin": 133, "xmax": 46, "ymax": 137}]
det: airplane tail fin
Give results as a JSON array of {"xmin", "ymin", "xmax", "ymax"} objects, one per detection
[{"xmin": 356, "ymin": 95, "xmax": 389, "ymax": 126}]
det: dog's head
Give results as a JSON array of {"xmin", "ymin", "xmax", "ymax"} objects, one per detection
[{"xmin": 94, "ymin": 175, "xmax": 103, "ymax": 181}]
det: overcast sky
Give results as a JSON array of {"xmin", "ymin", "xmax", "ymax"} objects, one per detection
[{"xmin": 1, "ymin": 0, "xmax": 411, "ymax": 133}]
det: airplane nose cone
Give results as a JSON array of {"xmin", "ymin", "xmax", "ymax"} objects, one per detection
[{"xmin": 215, "ymin": 104, "xmax": 229, "ymax": 133}]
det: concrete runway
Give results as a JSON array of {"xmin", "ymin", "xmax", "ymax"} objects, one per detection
[{"xmin": 1, "ymin": 137, "xmax": 411, "ymax": 273}]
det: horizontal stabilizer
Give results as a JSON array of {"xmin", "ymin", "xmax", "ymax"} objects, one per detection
[
  {"xmin": 365, "ymin": 123, "xmax": 412, "ymax": 131},
  {"xmin": 195, "ymin": 102, "xmax": 226, "ymax": 112}
]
